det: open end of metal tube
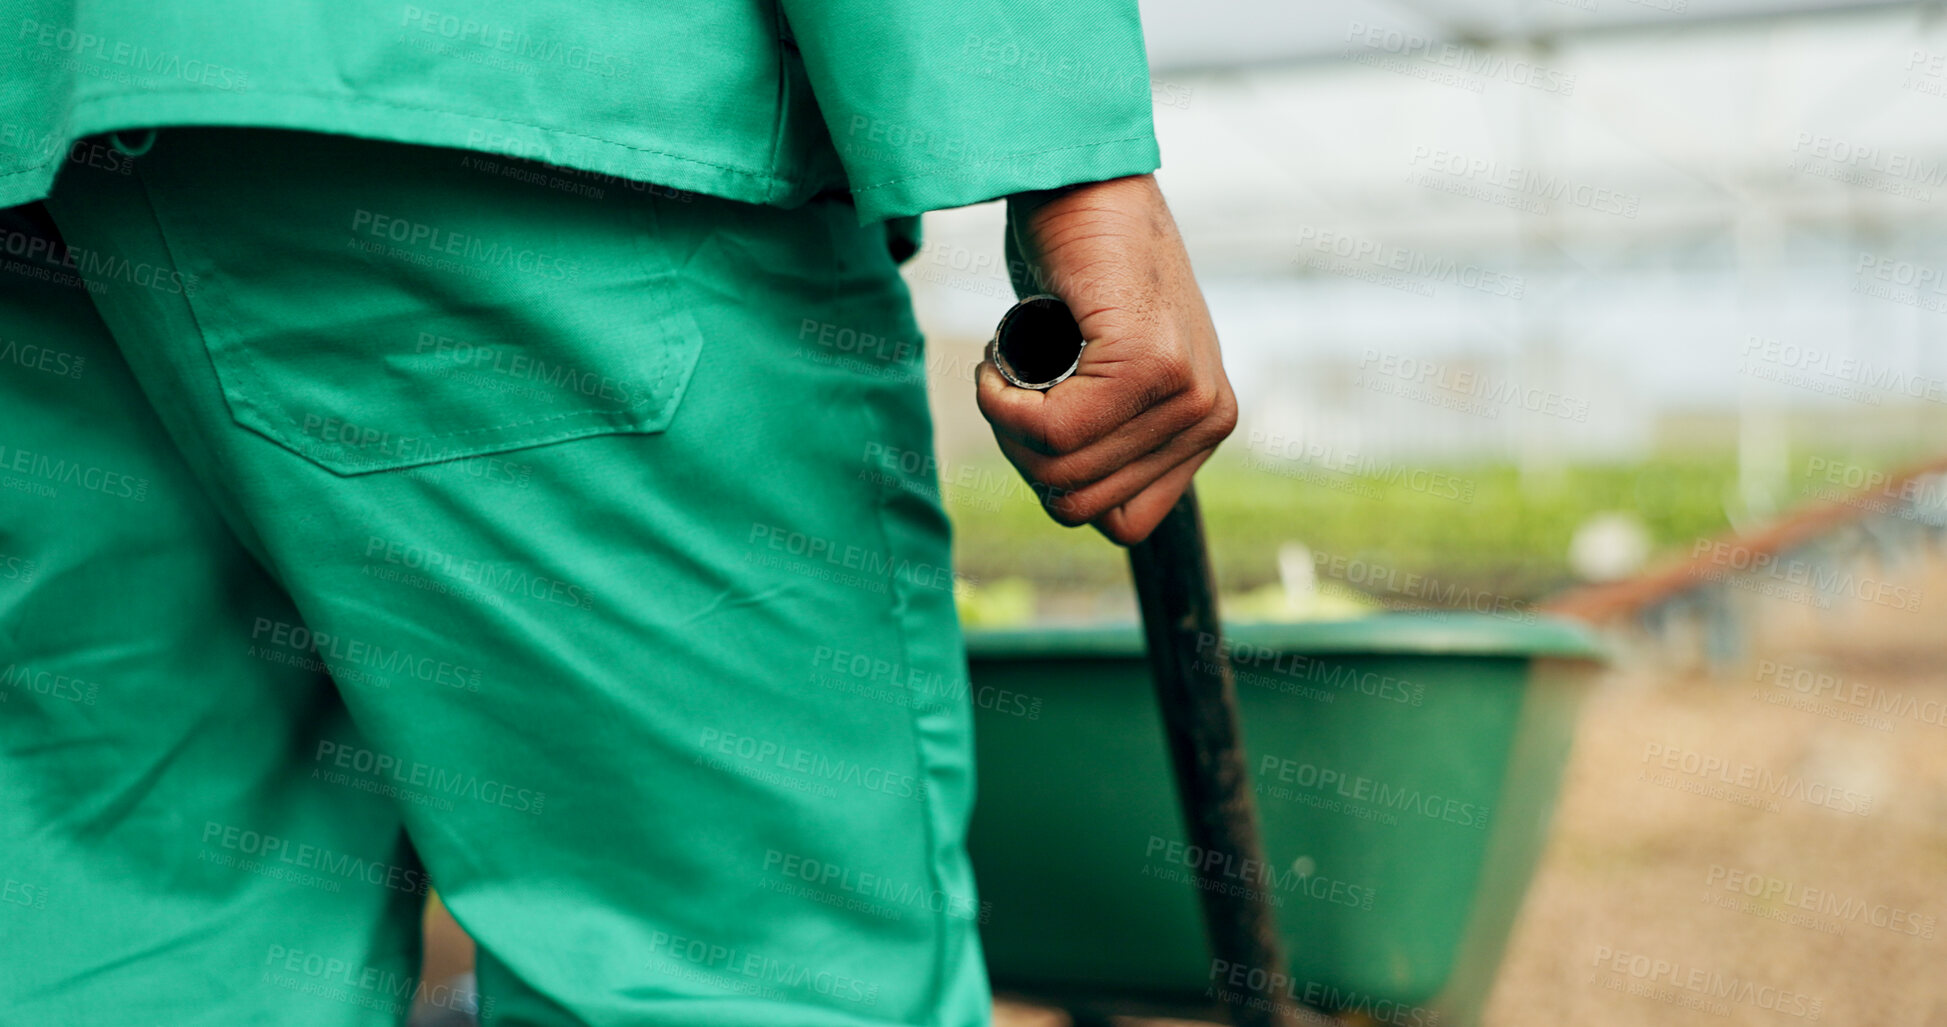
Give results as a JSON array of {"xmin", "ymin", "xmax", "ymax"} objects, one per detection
[{"xmin": 989, "ymin": 294, "xmax": 1085, "ymax": 390}]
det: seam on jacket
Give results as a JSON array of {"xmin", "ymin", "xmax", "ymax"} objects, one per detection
[
  {"xmin": 2, "ymin": 87, "xmax": 790, "ymax": 182},
  {"xmin": 763, "ymin": 0, "xmax": 792, "ymax": 205},
  {"xmin": 849, "ymin": 135, "xmax": 1154, "ymax": 192},
  {"xmin": 0, "ymin": 162, "xmax": 54, "ymax": 183}
]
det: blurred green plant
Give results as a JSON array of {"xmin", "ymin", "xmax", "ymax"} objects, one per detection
[
  {"xmin": 955, "ymin": 576, "xmax": 1039, "ymax": 627},
  {"xmin": 947, "ymin": 455, "xmax": 1749, "ymax": 613}
]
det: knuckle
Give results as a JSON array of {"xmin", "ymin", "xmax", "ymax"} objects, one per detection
[
  {"xmin": 975, "ymin": 388, "xmax": 999, "ymax": 420},
  {"xmin": 1034, "ymin": 412, "xmax": 1087, "ymax": 455},
  {"xmin": 1033, "ymin": 479, "xmax": 1081, "ymax": 509},
  {"xmin": 1048, "ymin": 504, "xmax": 1093, "ymax": 528},
  {"xmin": 1182, "ymin": 379, "xmax": 1220, "ymax": 418},
  {"xmin": 1146, "ymin": 345, "xmax": 1194, "ymax": 393},
  {"xmin": 1047, "ymin": 490, "xmax": 1105, "ymax": 526},
  {"xmin": 1156, "ymin": 383, "xmax": 1214, "ymax": 436},
  {"xmin": 1035, "ymin": 456, "xmax": 1097, "ymax": 492},
  {"xmin": 1208, "ymin": 389, "xmax": 1239, "ymax": 440},
  {"xmin": 1098, "ymin": 508, "xmax": 1144, "ymax": 545},
  {"xmin": 975, "ymin": 386, "xmax": 1019, "ymax": 427},
  {"xmin": 1144, "ymin": 344, "xmax": 1191, "ymax": 389}
]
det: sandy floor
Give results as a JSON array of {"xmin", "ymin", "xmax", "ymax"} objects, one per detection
[
  {"xmin": 423, "ymin": 558, "xmax": 1947, "ymax": 1026},
  {"xmin": 997, "ymin": 559, "xmax": 1947, "ymax": 1026},
  {"xmin": 1480, "ymin": 606, "xmax": 1947, "ymax": 1024}
]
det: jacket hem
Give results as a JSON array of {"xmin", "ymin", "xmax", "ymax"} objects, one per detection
[
  {"xmin": 1, "ymin": 88, "xmax": 815, "ymax": 211},
  {"xmin": 847, "ymin": 134, "xmax": 1162, "ymax": 224}
]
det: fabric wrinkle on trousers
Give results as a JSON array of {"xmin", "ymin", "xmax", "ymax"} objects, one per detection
[{"xmin": 2, "ymin": 128, "xmax": 990, "ymax": 1027}]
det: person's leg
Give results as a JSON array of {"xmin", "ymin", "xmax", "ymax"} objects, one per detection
[
  {"xmin": 47, "ymin": 128, "xmax": 990, "ymax": 1027},
  {"xmin": 0, "ymin": 205, "xmax": 425, "ymax": 1026}
]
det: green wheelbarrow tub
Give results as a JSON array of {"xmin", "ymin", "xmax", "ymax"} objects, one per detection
[{"xmin": 964, "ymin": 614, "xmax": 1606, "ymax": 1026}]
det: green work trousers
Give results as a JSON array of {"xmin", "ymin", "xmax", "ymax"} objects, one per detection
[{"xmin": 0, "ymin": 128, "xmax": 987, "ymax": 1027}]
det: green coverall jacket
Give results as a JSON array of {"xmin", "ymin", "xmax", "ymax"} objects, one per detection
[
  {"xmin": 1, "ymin": 4, "xmax": 1163, "ymax": 1025},
  {"xmin": 0, "ymin": 0, "xmax": 1164, "ymax": 220}
]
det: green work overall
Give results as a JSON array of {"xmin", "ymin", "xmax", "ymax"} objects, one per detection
[{"xmin": 0, "ymin": 1, "xmax": 1159, "ymax": 1024}]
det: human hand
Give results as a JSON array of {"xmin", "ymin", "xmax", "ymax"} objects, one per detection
[{"xmin": 976, "ymin": 174, "xmax": 1237, "ymax": 546}]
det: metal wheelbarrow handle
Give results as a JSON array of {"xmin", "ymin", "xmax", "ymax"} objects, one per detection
[{"xmin": 991, "ymin": 295, "xmax": 1298, "ymax": 1027}]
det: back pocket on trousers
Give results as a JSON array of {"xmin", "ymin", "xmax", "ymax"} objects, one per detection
[{"xmin": 135, "ymin": 130, "xmax": 704, "ymax": 475}]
